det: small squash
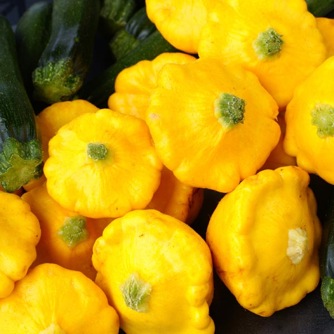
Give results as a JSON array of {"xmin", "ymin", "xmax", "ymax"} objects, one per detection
[
  {"xmin": 92, "ymin": 209, "xmax": 215, "ymax": 334},
  {"xmin": 108, "ymin": 52, "xmax": 196, "ymax": 120},
  {"xmin": 198, "ymin": 0, "xmax": 327, "ymax": 109},
  {"xmin": 0, "ymin": 263, "xmax": 120, "ymax": 333},
  {"xmin": 145, "ymin": 0, "xmax": 209, "ymax": 54},
  {"xmin": 284, "ymin": 56, "xmax": 334, "ymax": 185},
  {"xmin": 44, "ymin": 108, "xmax": 162, "ymax": 218},
  {"xmin": 0, "ymin": 191, "xmax": 40, "ymax": 298},
  {"xmin": 22, "ymin": 182, "xmax": 110, "ymax": 280},
  {"xmin": 206, "ymin": 166, "xmax": 321, "ymax": 316},
  {"xmin": 146, "ymin": 57, "xmax": 280, "ymax": 193}
]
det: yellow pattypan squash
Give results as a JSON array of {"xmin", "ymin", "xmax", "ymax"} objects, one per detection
[
  {"xmin": 260, "ymin": 110, "xmax": 296, "ymax": 170},
  {"xmin": 22, "ymin": 183, "xmax": 110, "ymax": 280},
  {"xmin": 108, "ymin": 52, "xmax": 196, "ymax": 120},
  {"xmin": 198, "ymin": 0, "xmax": 327, "ymax": 109},
  {"xmin": 92, "ymin": 209, "xmax": 215, "ymax": 334},
  {"xmin": 145, "ymin": 0, "xmax": 210, "ymax": 54},
  {"xmin": 316, "ymin": 17, "xmax": 334, "ymax": 57},
  {"xmin": 146, "ymin": 57, "xmax": 280, "ymax": 193},
  {"xmin": 0, "ymin": 263, "xmax": 120, "ymax": 333},
  {"xmin": 44, "ymin": 108, "xmax": 163, "ymax": 218},
  {"xmin": 146, "ymin": 167, "xmax": 204, "ymax": 224},
  {"xmin": 0, "ymin": 191, "xmax": 40, "ymax": 298},
  {"xmin": 284, "ymin": 56, "xmax": 334, "ymax": 185},
  {"xmin": 206, "ymin": 166, "xmax": 321, "ymax": 317}
]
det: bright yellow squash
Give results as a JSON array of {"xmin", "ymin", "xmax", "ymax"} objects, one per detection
[
  {"xmin": 0, "ymin": 263, "xmax": 119, "ymax": 333},
  {"xmin": 92, "ymin": 209, "xmax": 215, "ymax": 334},
  {"xmin": 198, "ymin": 0, "xmax": 327, "ymax": 109},
  {"xmin": 145, "ymin": 0, "xmax": 210, "ymax": 54},
  {"xmin": 146, "ymin": 57, "xmax": 280, "ymax": 193},
  {"xmin": 108, "ymin": 52, "xmax": 196, "ymax": 120},
  {"xmin": 284, "ymin": 56, "xmax": 334, "ymax": 185},
  {"xmin": 206, "ymin": 166, "xmax": 321, "ymax": 317},
  {"xmin": 22, "ymin": 183, "xmax": 110, "ymax": 280},
  {"xmin": 44, "ymin": 108, "xmax": 163, "ymax": 218},
  {"xmin": 316, "ymin": 17, "xmax": 334, "ymax": 57},
  {"xmin": 0, "ymin": 191, "xmax": 40, "ymax": 298}
]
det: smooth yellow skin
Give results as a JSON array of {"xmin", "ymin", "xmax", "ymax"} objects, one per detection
[
  {"xmin": 146, "ymin": 57, "xmax": 280, "ymax": 193},
  {"xmin": 0, "ymin": 191, "xmax": 40, "ymax": 298},
  {"xmin": 22, "ymin": 183, "xmax": 111, "ymax": 280},
  {"xmin": 108, "ymin": 52, "xmax": 196, "ymax": 120},
  {"xmin": 145, "ymin": 0, "xmax": 211, "ymax": 53},
  {"xmin": 316, "ymin": 17, "xmax": 334, "ymax": 57},
  {"xmin": 92, "ymin": 209, "xmax": 215, "ymax": 334},
  {"xmin": 284, "ymin": 56, "xmax": 334, "ymax": 185},
  {"xmin": 206, "ymin": 166, "xmax": 321, "ymax": 317},
  {"xmin": 198, "ymin": 0, "xmax": 327, "ymax": 109},
  {"xmin": 44, "ymin": 108, "xmax": 163, "ymax": 218},
  {"xmin": 0, "ymin": 263, "xmax": 120, "ymax": 333}
]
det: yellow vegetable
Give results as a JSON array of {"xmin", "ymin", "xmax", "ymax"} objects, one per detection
[
  {"xmin": 108, "ymin": 52, "xmax": 196, "ymax": 120},
  {"xmin": 316, "ymin": 17, "xmax": 334, "ymax": 57},
  {"xmin": 22, "ymin": 183, "xmax": 110, "ymax": 280},
  {"xmin": 0, "ymin": 263, "xmax": 120, "ymax": 333},
  {"xmin": 206, "ymin": 166, "xmax": 321, "ymax": 316},
  {"xmin": 0, "ymin": 191, "xmax": 40, "ymax": 298},
  {"xmin": 146, "ymin": 57, "xmax": 280, "ymax": 193},
  {"xmin": 44, "ymin": 108, "xmax": 163, "ymax": 218},
  {"xmin": 145, "ymin": 0, "xmax": 210, "ymax": 53},
  {"xmin": 92, "ymin": 209, "xmax": 215, "ymax": 334},
  {"xmin": 284, "ymin": 56, "xmax": 334, "ymax": 185},
  {"xmin": 198, "ymin": 0, "xmax": 327, "ymax": 109}
]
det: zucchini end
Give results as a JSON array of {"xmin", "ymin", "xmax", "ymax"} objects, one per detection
[{"xmin": 0, "ymin": 137, "xmax": 43, "ymax": 192}]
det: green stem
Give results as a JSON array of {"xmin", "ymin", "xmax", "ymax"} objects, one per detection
[
  {"xmin": 57, "ymin": 216, "xmax": 89, "ymax": 248},
  {"xmin": 87, "ymin": 143, "xmax": 109, "ymax": 161},
  {"xmin": 311, "ymin": 103, "xmax": 334, "ymax": 138},
  {"xmin": 253, "ymin": 28, "xmax": 283, "ymax": 60}
]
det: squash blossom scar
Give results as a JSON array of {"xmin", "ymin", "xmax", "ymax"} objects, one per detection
[
  {"xmin": 214, "ymin": 93, "xmax": 245, "ymax": 129},
  {"xmin": 121, "ymin": 273, "xmax": 152, "ymax": 312},
  {"xmin": 87, "ymin": 142, "xmax": 108, "ymax": 160},
  {"xmin": 311, "ymin": 103, "xmax": 334, "ymax": 138},
  {"xmin": 253, "ymin": 28, "xmax": 283, "ymax": 60},
  {"xmin": 286, "ymin": 227, "xmax": 308, "ymax": 265}
]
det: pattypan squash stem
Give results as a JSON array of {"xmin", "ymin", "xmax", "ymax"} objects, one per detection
[
  {"xmin": 214, "ymin": 93, "xmax": 245, "ymax": 129},
  {"xmin": 121, "ymin": 273, "xmax": 152, "ymax": 312},
  {"xmin": 286, "ymin": 228, "xmax": 308, "ymax": 265},
  {"xmin": 253, "ymin": 28, "xmax": 283, "ymax": 60},
  {"xmin": 57, "ymin": 216, "xmax": 89, "ymax": 248},
  {"xmin": 311, "ymin": 103, "xmax": 334, "ymax": 138},
  {"xmin": 87, "ymin": 142, "xmax": 108, "ymax": 160}
]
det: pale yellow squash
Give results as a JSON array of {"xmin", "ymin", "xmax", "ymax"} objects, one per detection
[
  {"xmin": 0, "ymin": 263, "xmax": 119, "ymax": 333},
  {"xmin": 92, "ymin": 209, "xmax": 215, "ymax": 334},
  {"xmin": 206, "ymin": 166, "xmax": 321, "ymax": 316}
]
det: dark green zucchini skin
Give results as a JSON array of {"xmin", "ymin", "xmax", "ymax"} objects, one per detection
[
  {"xmin": 78, "ymin": 30, "xmax": 177, "ymax": 108},
  {"xmin": 32, "ymin": 0, "xmax": 100, "ymax": 104},
  {"xmin": 320, "ymin": 186, "xmax": 334, "ymax": 318},
  {"xmin": 306, "ymin": 0, "xmax": 334, "ymax": 16},
  {"xmin": 0, "ymin": 15, "xmax": 43, "ymax": 192},
  {"xmin": 15, "ymin": 1, "xmax": 52, "ymax": 96}
]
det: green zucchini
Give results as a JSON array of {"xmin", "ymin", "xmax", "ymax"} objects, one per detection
[
  {"xmin": 306, "ymin": 0, "xmax": 334, "ymax": 17},
  {"xmin": 320, "ymin": 185, "xmax": 334, "ymax": 318},
  {"xmin": 32, "ymin": 0, "xmax": 100, "ymax": 104},
  {"xmin": 99, "ymin": 0, "xmax": 137, "ymax": 36},
  {"xmin": 0, "ymin": 15, "xmax": 43, "ymax": 192},
  {"xmin": 78, "ymin": 30, "xmax": 178, "ymax": 108},
  {"xmin": 110, "ymin": 6, "xmax": 156, "ymax": 60},
  {"xmin": 15, "ymin": 1, "xmax": 52, "ymax": 96}
]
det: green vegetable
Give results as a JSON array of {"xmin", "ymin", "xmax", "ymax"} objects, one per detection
[
  {"xmin": 110, "ymin": 7, "xmax": 156, "ymax": 59},
  {"xmin": 306, "ymin": 0, "xmax": 334, "ymax": 17},
  {"xmin": 78, "ymin": 30, "xmax": 177, "ymax": 108},
  {"xmin": 320, "ymin": 186, "xmax": 334, "ymax": 318},
  {"xmin": 15, "ymin": 1, "xmax": 52, "ymax": 96},
  {"xmin": 0, "ymin": 15, "xmax": 43, "ymax": 192},
  {"xmin": 32, "ymin": 0, "xmax": 100, "ymax": 104}
]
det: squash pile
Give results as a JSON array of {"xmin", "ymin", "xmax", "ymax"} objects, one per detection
[{"xmin": 2, "ymin": 0, "xmax": 334, "ymax": 332}]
